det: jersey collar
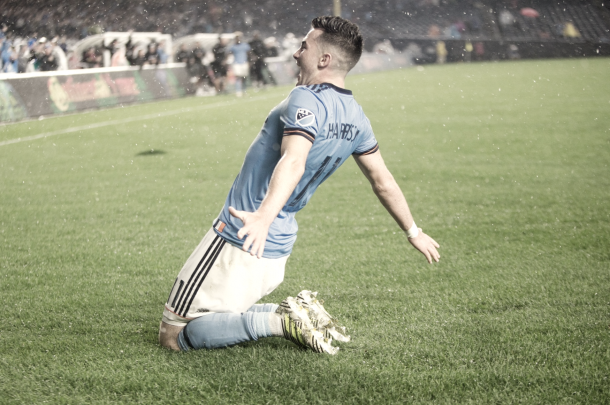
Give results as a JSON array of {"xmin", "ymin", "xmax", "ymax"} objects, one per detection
[{"xmin": 323, "ymin": 82, "xmax": 352, "ymax": 95}]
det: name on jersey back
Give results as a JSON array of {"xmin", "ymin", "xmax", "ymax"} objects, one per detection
[{"xmin": 327, "ymin": 122, "xmax": 360, "ymax": 142}]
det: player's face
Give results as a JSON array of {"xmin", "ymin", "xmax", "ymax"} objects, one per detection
[{"xmin": 293, "ymin": 29, "xmax": 323, "ymax": 85}]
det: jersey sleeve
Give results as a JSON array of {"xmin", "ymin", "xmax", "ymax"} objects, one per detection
[
  {"xmin": 352, "ymin": 117, "xmax": 379, "ymax": 155},
  {"xmin": 280, "ymin": 87, "xmax": 324, "ymax": 143}
]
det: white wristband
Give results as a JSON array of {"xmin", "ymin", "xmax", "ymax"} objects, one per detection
[{"xmin": 406, "ymin": 222, "xmax": 419, "ymax": 239}]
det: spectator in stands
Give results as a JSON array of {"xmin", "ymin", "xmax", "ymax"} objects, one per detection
[
  {"xmin": 29, "ymin": 38, "xmax": 47, "ymax": 71},
  {"xmin": 436, "ymin": 41, "xmax": 447, "ymax": 64},
  {"xmin": 264, "ymin": 36, "xmax": 279, "ymax": 57},
  {"xmin": 82, "ymin": 46, "xmax": 102, "ymax": 68},
  {"xmin": 175, "ymin": 44, "xmax": 189, "ymax": 63},
  {"xmin": 190, "ymin": 41, "xmax": 211, "ymax": 84},
  {"xmin": 132, "ymin": 49, "xmax": 147, "ymax": 67},
  {"xmin": 17, "ymin": 45, "xmax": 29, "ymax": 73},
  {"xmin": 58, "ymin": 36, "xmax": 68, "ymax": 54},
  {"xmin": 455, "ymin": 20, "xmax": 466, "ymax": 35},
  {"xmin": 110, "ymin": 42, "xmax": 128, "ymax": 67},
  {"xmin": 563, "ymin": 22, "xmax": 581, "ymax": 39},
  {"xmin": 146, "ymin": 52, "xmax": 159, "ymax": 66},
  {"xmin": 145, "ymin": 42, "xmax": 160, "ymax": 66},
  {"xmin": 39, "ymin": 44, "xmax": 58, "ymax": 71},
  {"xmin": 0, "ymin": 37, "xmax": 11, "ymax": 68},
  {"xmin": 191, "ymin": 41, "xmax": 206, "ymax": 65},
  {"xmin": 125, "ymin": 33, "xmax": 137, "ymax": 66},
  {"xmin": 186, "ymin": 54, "xmax": 202, "ymax": 82},
  {"xmin": 249, "ymin": 31, "xmax": 267, "ymax": 88},
  {"xmin": 444, "ymin": 23, "xmax": 462, "ymax": 39},
  {"xmin": 97, "ymin": 38, "xmax": 123, "ymax": 67},
  {"xmin": 0, "ymin": 29, "xmax": 8, "ymax": 63},
  {"xmin": 211, "ymin": 36, "xmax": 229, "ymax": 94},
  {"xmin": 499, "ymin": 10, "xmax": 516, "ymax": 29},
  {"xmin": 2, "ymin": 47, "xmax": 18, "ymax": 73},
  {"xmin": 157, "ymin": 40, "xmax": 168, "ymax": 64},
  {"xmin": 474, "ymin": 41, "xmax": 485, "ymax": 61},
  {"xmin": 27, "ymin": 33, "xmax": 38, "ymax": 49},
  {"xmin": 428, "ymin": 24, "xmax": 441, "ymax": 38},
  {"xmin": 186, "ymin": 53, "xmax": 214, "ymax": 96},
  {"xmin": 464, "ymin": 41, "xmax": 473, "ymax": 62},
  {"xmin": 103, "ymin": 39, "xmax": 120, "ymax": 57},
  {"xmin": 229, "ymin": 31, "xmax": 251, "ymax": 97}
]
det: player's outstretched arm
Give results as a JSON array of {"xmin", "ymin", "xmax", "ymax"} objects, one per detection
[
  {"xmin": 353, "ymin": 150, "xmax": 440, "ymax": 263},
  {"xmin": 229, "ymin": 135, "xmax": 313, "ymax": 258}
]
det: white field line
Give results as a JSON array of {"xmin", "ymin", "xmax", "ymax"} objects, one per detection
[{"xmin": 0, "ymin": 94, "xmax": 278, "ymax": 147}]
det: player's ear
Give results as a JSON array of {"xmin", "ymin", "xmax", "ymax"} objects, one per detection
[{"xmin": 318, "ymin": 52, "xmax": 332, "ymax": 68}]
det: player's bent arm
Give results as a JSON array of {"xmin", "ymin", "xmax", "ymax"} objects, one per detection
[
  {"xmin": 354, "ymin": 150, "xmax": 440, "ymax": 263},
  {"xmin": 257, "ymin": 135, "xmax": 312, "ymax": 222},
  {"xmin": 229, "ymin": 135, "xmax": 313, "ymax": 258}
]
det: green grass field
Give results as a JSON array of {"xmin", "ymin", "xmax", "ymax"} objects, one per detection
[{"xmin": 1, "ymin": 58, "xmax": 609, "ymax": 404}]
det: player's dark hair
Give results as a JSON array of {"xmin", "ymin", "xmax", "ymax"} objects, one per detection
[{"xmin": 311, "ymin": 16, "xmax": 363, "ymax": 71}]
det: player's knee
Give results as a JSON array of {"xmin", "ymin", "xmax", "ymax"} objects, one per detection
[{"xmin": 158, "ymin": 321, "xmax": 184, "ymax": 351}]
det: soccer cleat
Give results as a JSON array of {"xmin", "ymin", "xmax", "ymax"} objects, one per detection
[
  {"xmin": 296, "ymin": 290, "xmax": 351, "ymax": 342},
  {"xmin": 278, "ymin": 296, "xmax": 312, "ymax": 327},
  {"xmin": 280, "ymin": 313, "xmax": 339, "ymax": 355},
  {"xmin": 278, "ymin": 291, "xmax": 350, "ymax": 343}
]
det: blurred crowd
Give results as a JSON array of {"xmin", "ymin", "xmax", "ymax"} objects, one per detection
[
  {"xmin": 0, "ymin": 1, "xmax": 503, "ymax": 46},
  {"xmin": 498, "ymin": 8, "xmax": 582, "ymax": 39},
  {"xmin": 0, "ymin": 25, "xmax": 68, "ymax": 73},
  {"xmin": 0, "ymin": 0, "xmax": 497, "ymax": 73},
  {"xmin": 0, "ymin": 0, "xmax": 604, "ymax": 74},
  {"xmin": 0, "ymin": 0, "xmax": 317, "ymax": 44},
  {"xmin": 78, "ymin": 34, "xmax": 169, "ymax": 69}
]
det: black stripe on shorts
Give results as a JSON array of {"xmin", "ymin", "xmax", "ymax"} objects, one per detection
[
  {"xmin": 177, "ymin": 237, "xmax": 226, "ymax": 317},
  {"xmin": 181, "ymin": 239, "xmax": 226, "ymax": 316},
  {"xmin": 172, "ymin": 235, "xmax": 222, "ymax": 315}
]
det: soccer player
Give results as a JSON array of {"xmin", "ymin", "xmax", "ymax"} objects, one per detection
[
  {"xmin": 159, "ymin": 16, "xmax": 440, "ymax": 354},
  {"xmin": 229, "ymin": 32, "xmax": 251, "ymax": 97}
]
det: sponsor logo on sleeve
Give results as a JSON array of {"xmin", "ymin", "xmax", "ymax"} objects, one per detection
[{"xmin": 295, "ymin": 108, "xmax": 315, "ymax": 127}]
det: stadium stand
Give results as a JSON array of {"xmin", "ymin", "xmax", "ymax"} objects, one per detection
[
  {"xmin": 497, "ymin": 3, "xmax": 610, "ymax": 42},
  {"xmin": 356, "ymin": 3, "xmax": 496, "ymax": 41},
  {"xmin": 2, "ymin": 0, "xmax": 609, "ymax": 43},
  {"xmin": 1, "ymin": 0, "xmax": 609, "ymax": 73}
]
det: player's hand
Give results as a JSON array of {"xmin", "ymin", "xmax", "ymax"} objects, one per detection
[
  {"xmin": 228, "ymin": 206, "xmax": 272, "ymax": 259},
  {"xmin": 408, "ymin": 229, "xmax": 440, "ymax": 264}
]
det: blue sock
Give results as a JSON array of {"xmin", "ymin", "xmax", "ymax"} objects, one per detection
[{"xmin": 178, "ymin": 312, "xmax": 273, "ymax": 351}]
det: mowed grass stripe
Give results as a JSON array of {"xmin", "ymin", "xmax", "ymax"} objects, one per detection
[{"xmin": 0, "ymin": 58, "xmax": 609, "ymax": 404}]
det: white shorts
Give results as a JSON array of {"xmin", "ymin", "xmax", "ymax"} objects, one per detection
[
  {"xmin": 232, "ymin": 62, "xmax": 249, "ymax": 77},
  {"xmin": 162, "ymin": 227, "xmax": 288, "ymax": 326}
]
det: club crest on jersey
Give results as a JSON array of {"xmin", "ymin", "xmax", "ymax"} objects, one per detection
[{"xmin": 295, "ymin": 108, "xmax": 315, "ymax": 127}]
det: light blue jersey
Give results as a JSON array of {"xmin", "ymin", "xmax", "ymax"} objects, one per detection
[
  {"xmin": 215, "ymin": 83, "xmax": 379, "ymax": 258},
  {"xmin": 229, "ymin": 42, "xmax": 251, "ymax": 64}
]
